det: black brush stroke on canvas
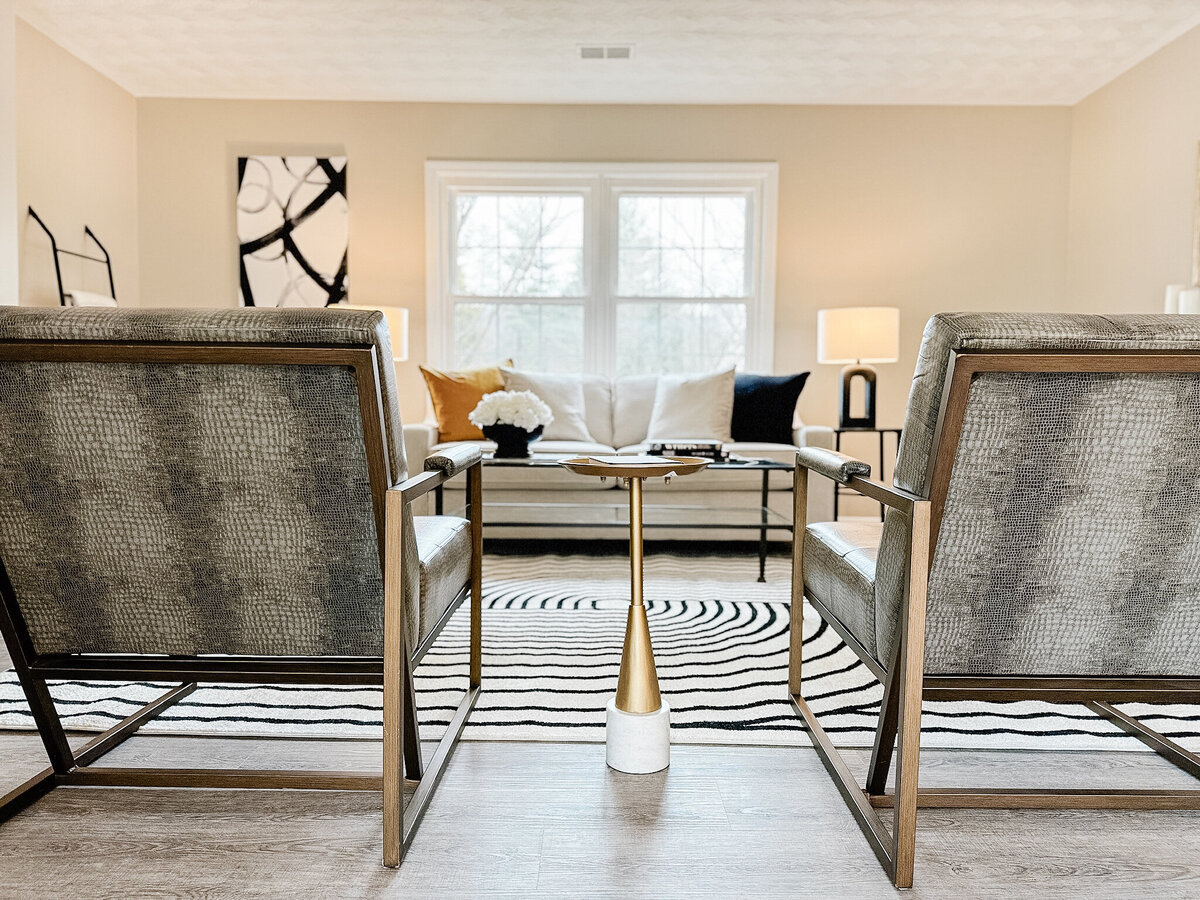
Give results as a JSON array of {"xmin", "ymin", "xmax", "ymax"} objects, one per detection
[{"xmin": 237, "ymin": 157, "xmax": 348, "ymax": 307}]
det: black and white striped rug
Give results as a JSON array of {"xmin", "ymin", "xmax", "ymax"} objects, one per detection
[{"xmin": 2, "ymin": 554, "xmax": 1199, "ymax": 749}]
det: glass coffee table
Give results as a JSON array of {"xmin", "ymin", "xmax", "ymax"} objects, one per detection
[{"xmin": 434, "ymin": 454, "xmax": 794, "ymax": 582}]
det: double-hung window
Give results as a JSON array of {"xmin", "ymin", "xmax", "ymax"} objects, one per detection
[{"xmin": 425, "ymin": 162, "xmax": 777, "ymax": 376}]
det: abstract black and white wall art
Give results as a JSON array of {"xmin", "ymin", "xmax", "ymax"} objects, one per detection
[{"xmin": 237, "ymin": 156, "xmax": 348, "ymax": 307}]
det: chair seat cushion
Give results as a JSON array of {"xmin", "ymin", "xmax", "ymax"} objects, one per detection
[
  {"xmin": 413, "ymin": 515, "xmax": 472, "ymax": 645},
  {"xmin": 803, "ymin": 519, "xmax": 883, "ymax": 661}
]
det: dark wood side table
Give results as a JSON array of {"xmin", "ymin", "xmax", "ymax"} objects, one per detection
[{"xmin": 832, "ymin": 427, "xmax": 902, "ymax": 521}]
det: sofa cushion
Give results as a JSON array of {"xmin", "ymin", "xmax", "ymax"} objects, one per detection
[
  {"xmin": 721, "ymin": 442, "xmax": 800, "ymax": 465},
  {"xmin": 803, "ymin": 520, "xmax": 883, "ymax": 662},
  {"xmin": 431, "ymin": 440, "xmax": 616, "ymax": 490},
  {"xmin": 420, "ymin": 361, "xmax": 510, "ymax": 442},
  {"xmin": 732, "ymin": 372, "xmax": 810, "ymax": 444},
  {"xmin": 581, "ymin": 374, "xmax": 615, "ymax": 448},
  {"xmin": 612, "ymin": 374, "xmax": 659, "ymax": 450},
  {"xmin": 645, "ymin": 368, "xmax": 736, "ymax": 442},
  {"xmin": 619, "ymin": 442, "xmax": 796, "ymax": 491},
  {"xmin": 502, "ymin": 368, "xmax": 594, "ymax": 442},
  {"xmin": 530, "ymin": 440, "xmax": 616, "ymax": 455}
]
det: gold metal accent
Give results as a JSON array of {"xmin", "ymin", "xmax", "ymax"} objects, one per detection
[
  {"xmin": 557, "ymin": 455, "xmax": 710, "ymax": 481},
  {"xmin": 615, "ymin": 477, "xmax": 662, "ymax": 713},
  {"xmin": 629, "ymin": 476, "xmax": 643, "ymax": 609},
  {"xmin": 615, "ymin": 604, "xmax": 662, "ymax": 713},
  {"xmin": 557, "ymin": 457, "xmax": 710, "ymax": 716}
]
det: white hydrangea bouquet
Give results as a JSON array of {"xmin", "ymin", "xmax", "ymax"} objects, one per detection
[
  {"xmin": 469, "ymin": 390, "xmax": 553, "ymax": 458},
  {"xmin": 468, "ymin": 390, "xmax": 553, "ymax": 431}
]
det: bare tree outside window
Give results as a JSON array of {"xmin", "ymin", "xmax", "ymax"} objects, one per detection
[
  {"xmin": 432, "ymin": 165, "xmax": 772, "ymax": 377},
  {"xmin": 453, "ymin": 194, "xmax": 585, "ymax": 371},
  {"xmin": 615, "ymin": 194, "xmax": 750, "ymax": 374},
  {"xmin": 454, "ymin": 194, "xmax": 584, "ymax": 297}
]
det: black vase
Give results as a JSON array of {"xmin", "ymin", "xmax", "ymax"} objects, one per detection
[{"xmin": 481, "ymin": 423, "xmax": 544, "ymax": 459}]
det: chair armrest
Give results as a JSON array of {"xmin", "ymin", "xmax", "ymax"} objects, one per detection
[
  {"xmin": 398, "ymin": 444, "xmax": 482, "ymax": 504},
  {"xmin": 796, "ymin": 447, "xmax": 871, "ymax": 484},
  {"xmin": 424, "ymin": 444, "xmax": 482, "ymax": 479},
  {"xmin": 797, "ymin": 447, "xmax": 924, "ymax": 515}
]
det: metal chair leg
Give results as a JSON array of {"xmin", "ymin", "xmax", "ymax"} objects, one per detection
[
  {"xmin": 0, "ymin": 682, "xmax": 197, "ymax": 824},
  {"xmin": 382, "ymin": 490, "xmax": 406, "ymax": 869},
  {"xmin": 866, "ymin": 647, "xmax": 902, "ymax": 796},
  {"xmin": 788, "ymin": 466, "xmax": 808, "ymax": 696},
  {"xmin": 468, "ymin": 461, "xmax": 483, "ymax": 689},
  {"xmin": 402, "ymin": 658, "xmax": 423, "ymax": 780},
  {"xmin": 890, "ymin": 502, "xmax": 930, "ymax": 889}
]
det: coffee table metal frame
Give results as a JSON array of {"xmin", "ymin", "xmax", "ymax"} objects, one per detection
[{"xmin": 434, "ymin": 455, "xmax": 794, "ymax": 582}]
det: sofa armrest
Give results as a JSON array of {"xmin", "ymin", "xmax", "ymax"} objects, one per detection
[
  {"xmin": 794, "ymin": 424, "xmax": 834, "ymax": 449},
  {"xmin": 424, "ymin": 444, "xmax": 482, "ymax": 479},
  {"xmin": 403, "ymin": 423, "xmax": 438, "ymax": 473}
]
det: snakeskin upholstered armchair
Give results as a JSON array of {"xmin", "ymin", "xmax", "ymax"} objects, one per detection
[
  {"xmin": 0, "ymin": 306, "xmax": 482, "ymax": 869},
  {"xmin": 790, "ymin": 312, "xmax": 1200, "ymax": 888}
]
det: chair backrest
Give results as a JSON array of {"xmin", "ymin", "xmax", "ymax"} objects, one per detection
[
  {"xmin": 0, "ymin": 306, "xmax": 414, "ymax": 661},
  {"xmin": 875, "ymin": 313, "xmax": 1200, "ymax": 677}
]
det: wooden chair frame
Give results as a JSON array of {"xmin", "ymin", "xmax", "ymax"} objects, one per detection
[
  {"xmin": 791, "ymin": 349, "xmax": 1200, "ymax": 888},
  {"xmin": 0, "ymin": 340, "xmax": 484, "ymax": 869}
]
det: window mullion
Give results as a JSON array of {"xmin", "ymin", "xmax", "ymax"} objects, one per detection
[{"xmin": 587, "ymin": 177, "xmax": 615, "ymax": 377}]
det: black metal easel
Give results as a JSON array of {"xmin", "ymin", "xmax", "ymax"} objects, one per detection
[{"xmin": 26, "ymin": 207, "xmax": 116, "ymax": 306}]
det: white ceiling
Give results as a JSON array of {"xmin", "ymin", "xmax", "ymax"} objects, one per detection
[{"xmin": 15, "ymin": 0, "xmax": 1200, "ymax": 106}]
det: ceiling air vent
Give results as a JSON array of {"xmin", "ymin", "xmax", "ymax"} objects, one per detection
[{"xmin": 579, "ymin": 44, "xmax": 634, "ymax": 60}]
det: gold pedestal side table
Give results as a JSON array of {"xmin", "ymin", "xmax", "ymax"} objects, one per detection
[{"xmin": 559, "ymin": 455, "xmax": 710, "ymax": 774}]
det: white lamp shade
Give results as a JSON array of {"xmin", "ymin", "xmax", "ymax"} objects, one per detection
[
  {"xmin": 333, "ymin": 304, "xmax": 409, "ymax": 361},
  {"xmin": 817, "ymin": 307, "xmax": 900, "ymax": 364}
]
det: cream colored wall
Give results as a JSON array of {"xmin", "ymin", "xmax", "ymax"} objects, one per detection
[
  {"xmin": 0, "ymin": 2, "xmax": 17, "ymax": 305},
  {"xmin": 15, "ymin": 20, "xmax": 138, "ymax": 307},
  {"xmin": 1067, "ymin": 25, "xmax": 1200, "ymax": 313},
  {"xmin": 138, "ymin": 100, "xmax": 1071, "ymax": 424}
]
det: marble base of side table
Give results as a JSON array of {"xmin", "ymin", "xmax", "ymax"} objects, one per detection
[{"xmin": 605, "ymin": 697, "xmax": 671, "ymax": 774}]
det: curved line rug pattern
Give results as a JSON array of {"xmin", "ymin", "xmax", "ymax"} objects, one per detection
[{"xmin": 1, "ymin": 554, "xmax": 1198, "ymax": 749}]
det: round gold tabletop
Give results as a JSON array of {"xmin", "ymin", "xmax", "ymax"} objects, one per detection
[{"xmin": 557, "ymin": 456, "xmax": 711, "ymax": 480}]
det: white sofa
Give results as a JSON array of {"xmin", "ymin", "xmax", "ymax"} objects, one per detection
[{"xmin": 402, "ymin": 373, "xmax": 835, "ymax": 541}]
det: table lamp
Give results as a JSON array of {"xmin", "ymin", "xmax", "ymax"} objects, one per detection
[
  {"xmin": 332, "ymin": 304, "xmax": 409, "ymax": 362},
  {"xmin": 817, "ymin": 307, "xmax": 899, "ymax": 429}
]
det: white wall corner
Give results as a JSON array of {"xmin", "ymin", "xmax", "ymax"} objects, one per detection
[{"xmin": 0, "ymin": 0, "xmax": 17, "ymax": 305}]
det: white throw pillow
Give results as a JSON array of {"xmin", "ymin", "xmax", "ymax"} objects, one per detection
[
  {"xmin": 612, "ymin": 374, "xmax": 659, "ymax": 449},
  {"xmin": 501, "ymin": 368, "xmax": 594, "ymax": 442},
  {"xmin": 64, "ymin": 289, "xmax": 117, "ymax": 307},
  {"xmin": 644, "ymin": 368, "xmax": 736, "ymax": 443}
]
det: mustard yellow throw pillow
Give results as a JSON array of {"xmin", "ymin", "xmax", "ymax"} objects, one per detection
[{"xmin": 420, "ymin": 360, "xmax": 512, "ymax": 442}]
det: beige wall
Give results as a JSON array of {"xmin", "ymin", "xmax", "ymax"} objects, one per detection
[
  {"xmin": 16, "ymin": 20, "xmax": 138, "ymax": 307},
  {"xmin": 0, "ymin": 2, "xmax": 17, "ymax": 305},
  {"xmin": 138, "ymin": 100, "xmax": 1072, "ymax": 423},
  {"xmin": 1067, "ymin": 25, "xmax": 1200, "ymax": 313},
  {"xmin": 19, "ymin": 17, "xmax": 1200, "ymax": 425}
]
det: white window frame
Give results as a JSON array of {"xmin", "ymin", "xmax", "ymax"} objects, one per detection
[{"xmin": 424, "ymin": 160, "xmax": 778, "ymax": 375}]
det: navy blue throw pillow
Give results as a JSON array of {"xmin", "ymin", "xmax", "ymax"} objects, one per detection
[{"xmin": 731, "ymin": 372, "xmax": 810, "ymax": 444}]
